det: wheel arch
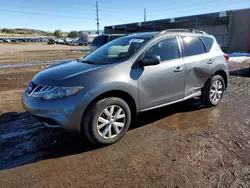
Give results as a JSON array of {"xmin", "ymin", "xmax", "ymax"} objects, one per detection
[
  {"xmin": 214, "ymin": 70, "xmax": 228, "ymax": 89},
  {"xmin": 81, "ymin": 90, "xmax": 138, "ymax": 132}
]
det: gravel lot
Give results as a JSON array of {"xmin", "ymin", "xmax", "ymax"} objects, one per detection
[
  {"xmin": 0, "ymin": 44, "xmax": 249, "ymax": 188},
  {"xmin": 0, "ymin": 42, "xmax": 87, "ymax": 65}
]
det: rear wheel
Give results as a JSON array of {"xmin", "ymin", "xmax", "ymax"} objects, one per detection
[
  {"xmin": 201, "ymin": 75, "xmax": 225, "ymax": 107},
  {"xmin": 82, "ymin": 97, "xmax": 131, "ymax": 145}
]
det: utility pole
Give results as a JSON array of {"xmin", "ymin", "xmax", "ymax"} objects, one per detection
[
  {"xmin": 144, "ymin": 8, "xmax": 146, "ymax": 22},
  {"xmin": 96, "ymin": 1, "xmax": 100, "ymax": 35}
]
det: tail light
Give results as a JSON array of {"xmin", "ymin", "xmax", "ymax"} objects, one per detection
[{"xmin": 224, "ymin": 54, "xmax": 229, "ymax": 62}]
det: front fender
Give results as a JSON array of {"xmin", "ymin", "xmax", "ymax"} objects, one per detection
[{"xmin": 69, "ymin": 81, "xmax": 139, "ymax": 131}]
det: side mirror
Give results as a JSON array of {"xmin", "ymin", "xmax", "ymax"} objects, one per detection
[{"xmin": 140, "ymin": 54, "xmax": 161, "ymax": 66}]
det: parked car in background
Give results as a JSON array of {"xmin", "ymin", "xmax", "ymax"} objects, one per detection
[
  {"xmin": 4, "ymin": 39, "xmax": 11, "ymax": 43},
  {"xmin": 68, "ymin": 38, "xmax": 80, "ymax": 46},
  {"xmin": 91, "ymin": 34, "xmax": 124, "ymax": 52},
  {"xmin": 23, "ymin": 29, "xmax": 229, "ymax": 145},
  {"xmin": 55, "ymin": 38, "xmax": 65, "ymax": 45},
  {"xmin": 67, "ymin": 37, "xmax": 88, "ymax": 46},
  {"xmin": 75, "ymin": 38, "xmax": 88, "ymax": 46},
  {"xmin": 0, "ymin": 37, "xmax": 49, "ymax": 43},
  {"xmin": 64, "ymin": 38, "xmax": 74, "ymax": 45},
  {"xmin": 47, "ymin": 38, "xmax": 56, "ymax": 45}
]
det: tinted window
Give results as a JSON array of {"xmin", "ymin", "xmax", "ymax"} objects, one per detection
[
  {"xmin": 200, "ymin": 36, "xmax": 214, "ymax": 52},
  {"xmin": 91, "ymin": 35, "xmax": 108, "ymax": 46},
  {"xmin": 109, "ymin": 35, "xmax": 122, "ymax": 42},
  {"xmin": 145, "ymin": 37, "xmax": 180, "ymax": 61},
  {"xmin": 181, "ymin": 36, "xmax": 206, "ymax": 57}
]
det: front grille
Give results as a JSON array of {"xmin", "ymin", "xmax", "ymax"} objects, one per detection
[{"xmin": 27, "ymin": 82, "xmax": 58, "ymax": 97}]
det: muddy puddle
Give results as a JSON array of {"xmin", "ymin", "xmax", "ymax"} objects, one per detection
[
  {"xmin": 0, "ymin": 60, "xmax": 249, "ymax": 188},
  {"xmin": 0, "ymin": 112, "xmax": 95, "ymax": 170},
  {"xmin": 71, "ymin": 49, "xmax": 90, "ymax": 53}
]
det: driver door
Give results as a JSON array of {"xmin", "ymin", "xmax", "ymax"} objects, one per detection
[{"xmin": 138, "ymin": 36, "xmax": 185, "ymax": 110}]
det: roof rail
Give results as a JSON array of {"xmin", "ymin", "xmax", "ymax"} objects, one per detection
[
  {"xmin": 157, "ymin": 29, "xmax": 207, "ymax": 35},
  {"xmin": 192, "ymin": 30, "xmax": 207, "ymax": 34}
]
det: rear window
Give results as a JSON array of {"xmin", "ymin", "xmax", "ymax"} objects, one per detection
[
  {"xmin": 181, "ymin": 36, "xmax": 206, "ymax": 57},
  {"xmin": 91, "ymin": 35, "xmax": 108, "ymax": 46},
  {"xmin": 200, "ymin": 36, "xmax": 214, "ymax": 52},
  {"xmin": 109, "ymin": 35, "xmax": 122, "ymax": 42}
]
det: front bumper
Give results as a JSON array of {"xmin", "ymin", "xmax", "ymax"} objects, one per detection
[
  {"xmin": 31, "ymin": 115, "xmax": 60, "ymax": 128},
  {"xmin": 22, "ymin": 90, "xmax": 85, "ymax": 132}
]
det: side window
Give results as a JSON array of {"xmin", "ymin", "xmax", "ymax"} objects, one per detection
[
  {"xmin": 200, "ymin": 36, "xmax": 214, "ymax": 52},
  {"xmin": 181, "ymin": 36, "xmax": 206, "ymax": 57},
  {"xmin": 145, "ymin": 37, "xmax": 180, "ymax": 61}
]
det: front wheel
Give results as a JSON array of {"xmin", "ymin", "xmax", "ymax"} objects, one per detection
[
  {"xmin": 82, "ymin": 97, "xmax": 131, "ymax": 145},
  {"xmin": 201, "ymin": 75, "xmax": 225, "ymax": 107}
]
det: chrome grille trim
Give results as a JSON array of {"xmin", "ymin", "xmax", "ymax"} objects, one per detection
[
  {"xmin": 41, "ymin": 86, "xmax": 48, "ymax": 91},
  {"xmin": 28, "ymin": 82, "xmax": 58, "ymax": 97}
]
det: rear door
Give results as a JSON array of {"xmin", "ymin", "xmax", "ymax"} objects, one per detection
[{"xmin": 180, "ymin": 35, "xmax": 214, "ymax": 98}]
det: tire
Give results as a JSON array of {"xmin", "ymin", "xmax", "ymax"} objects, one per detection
[
  {"xmin": 82, "ymin": 97, "xmax": 131, "ymax": 145},
  {"xmin": 201, "ymin": 75, "xmax": 225, "ymax": 107}
]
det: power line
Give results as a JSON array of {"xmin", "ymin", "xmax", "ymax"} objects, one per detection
[
  {"xmin": 98, "ymin": 0, "xmax": 191, "ymax": 10},
  {"xmin": 0, "ymin": 8, "xmax": 135, "ymax": 24},
  {"xmin": 147, "ymin": 1, "xmax": 248, "ymax": 17},
  {"xmin": 2, "ymin": 1, "xmax": 248, "ymax": 30},
  {"xmin": 99, "ymin": 8, "xmax": 140, "ymax": 16},
  {"xmin": 0, "ymin": 9, "xmax": 94, "ymax": 20},
  {"xmin": 147, "ymin": 0, "xmax": 216, "ymax": 15},
  {"xmin": 38, "ymin": 0, "xmax": 96, "ymax": 7}
]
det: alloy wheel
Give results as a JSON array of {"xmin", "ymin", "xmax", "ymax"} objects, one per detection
[
  {"xmin": 210, "ymin": 80, "xmax": 223, "ymax": 103},
  {"xmin": 97, "ymin": 105, "xmax": 126, "ymax": 139}
]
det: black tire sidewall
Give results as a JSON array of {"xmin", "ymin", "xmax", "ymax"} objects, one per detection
[
  {"xmin": 88, "ymin": 97, "xmax": 131, "ymax": 145},
  {"xmin": 203, "ymin": 75, "xmax": 225, "ymax": 106}
]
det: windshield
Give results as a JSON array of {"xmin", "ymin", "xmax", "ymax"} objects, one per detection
[{"xmin": 83, "ymin": 35, "xmax": 150, "ymax": 65}]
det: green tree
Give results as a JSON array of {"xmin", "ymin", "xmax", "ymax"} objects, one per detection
[
  {"xmin": 68, "ymin": 31, "xmax": 79, "ymax": 38},
  {"xmin": 2, "ymin": 28, "xmax": 12, "ymax": 34},
  {"xmin": 54, "ymin": 29, "xmax": 63, "ymax": 38}
]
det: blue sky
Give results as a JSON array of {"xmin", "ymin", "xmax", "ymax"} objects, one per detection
[{"xmin": 0, "ymin": 0, "xmax": 250, "ymax": 32}]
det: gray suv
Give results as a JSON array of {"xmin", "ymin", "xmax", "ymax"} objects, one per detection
[{"xmin": 23, "ymin": 29, "xmax": 229, "ymax": 145}]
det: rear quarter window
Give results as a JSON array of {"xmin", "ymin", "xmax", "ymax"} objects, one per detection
[
  {"xmin": 181, "ymin": 36, "xmax": 206, "ymax": 57},
  {"xmin": 200, "ymin": 36, "xmax": 214, "ymax": 52}
]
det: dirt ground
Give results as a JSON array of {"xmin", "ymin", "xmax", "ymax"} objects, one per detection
[
  {"xmin": 0, "ymin": 44, "xmax": 250, "ymax": 188},
  {"xmin": 0, "ymin": 43, "xmax": 87, "ymax": 111},
  {"xmin": 0, "ymin": 43, "xmax": 87, "ymax": 65}
]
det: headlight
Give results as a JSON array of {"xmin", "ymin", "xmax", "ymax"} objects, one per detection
[{"xmin": 43, "ymin": 87, "xmax": 83, "ymax": 100}]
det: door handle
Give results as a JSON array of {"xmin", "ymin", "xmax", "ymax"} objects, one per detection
[
  {"xmin": 174, "ymin": 67, "xmax": 183, "ymax": 73},
  {"xmin": 207, "ymin": 59, "xmax": 213, "ymax": 64}
]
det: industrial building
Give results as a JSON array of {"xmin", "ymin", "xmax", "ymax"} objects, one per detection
[
  {"xmin": 104, "ymin": 8, "xmax": 250, "ymax": 52},
  {"xmin": 81, "ymin": 30, "xmax": 104, "ymax": 35}
]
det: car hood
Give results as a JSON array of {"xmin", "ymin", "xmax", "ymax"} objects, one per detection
[{"xmin": 32, "ymin": 59, "xmax": 111, "ymax": 86}]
